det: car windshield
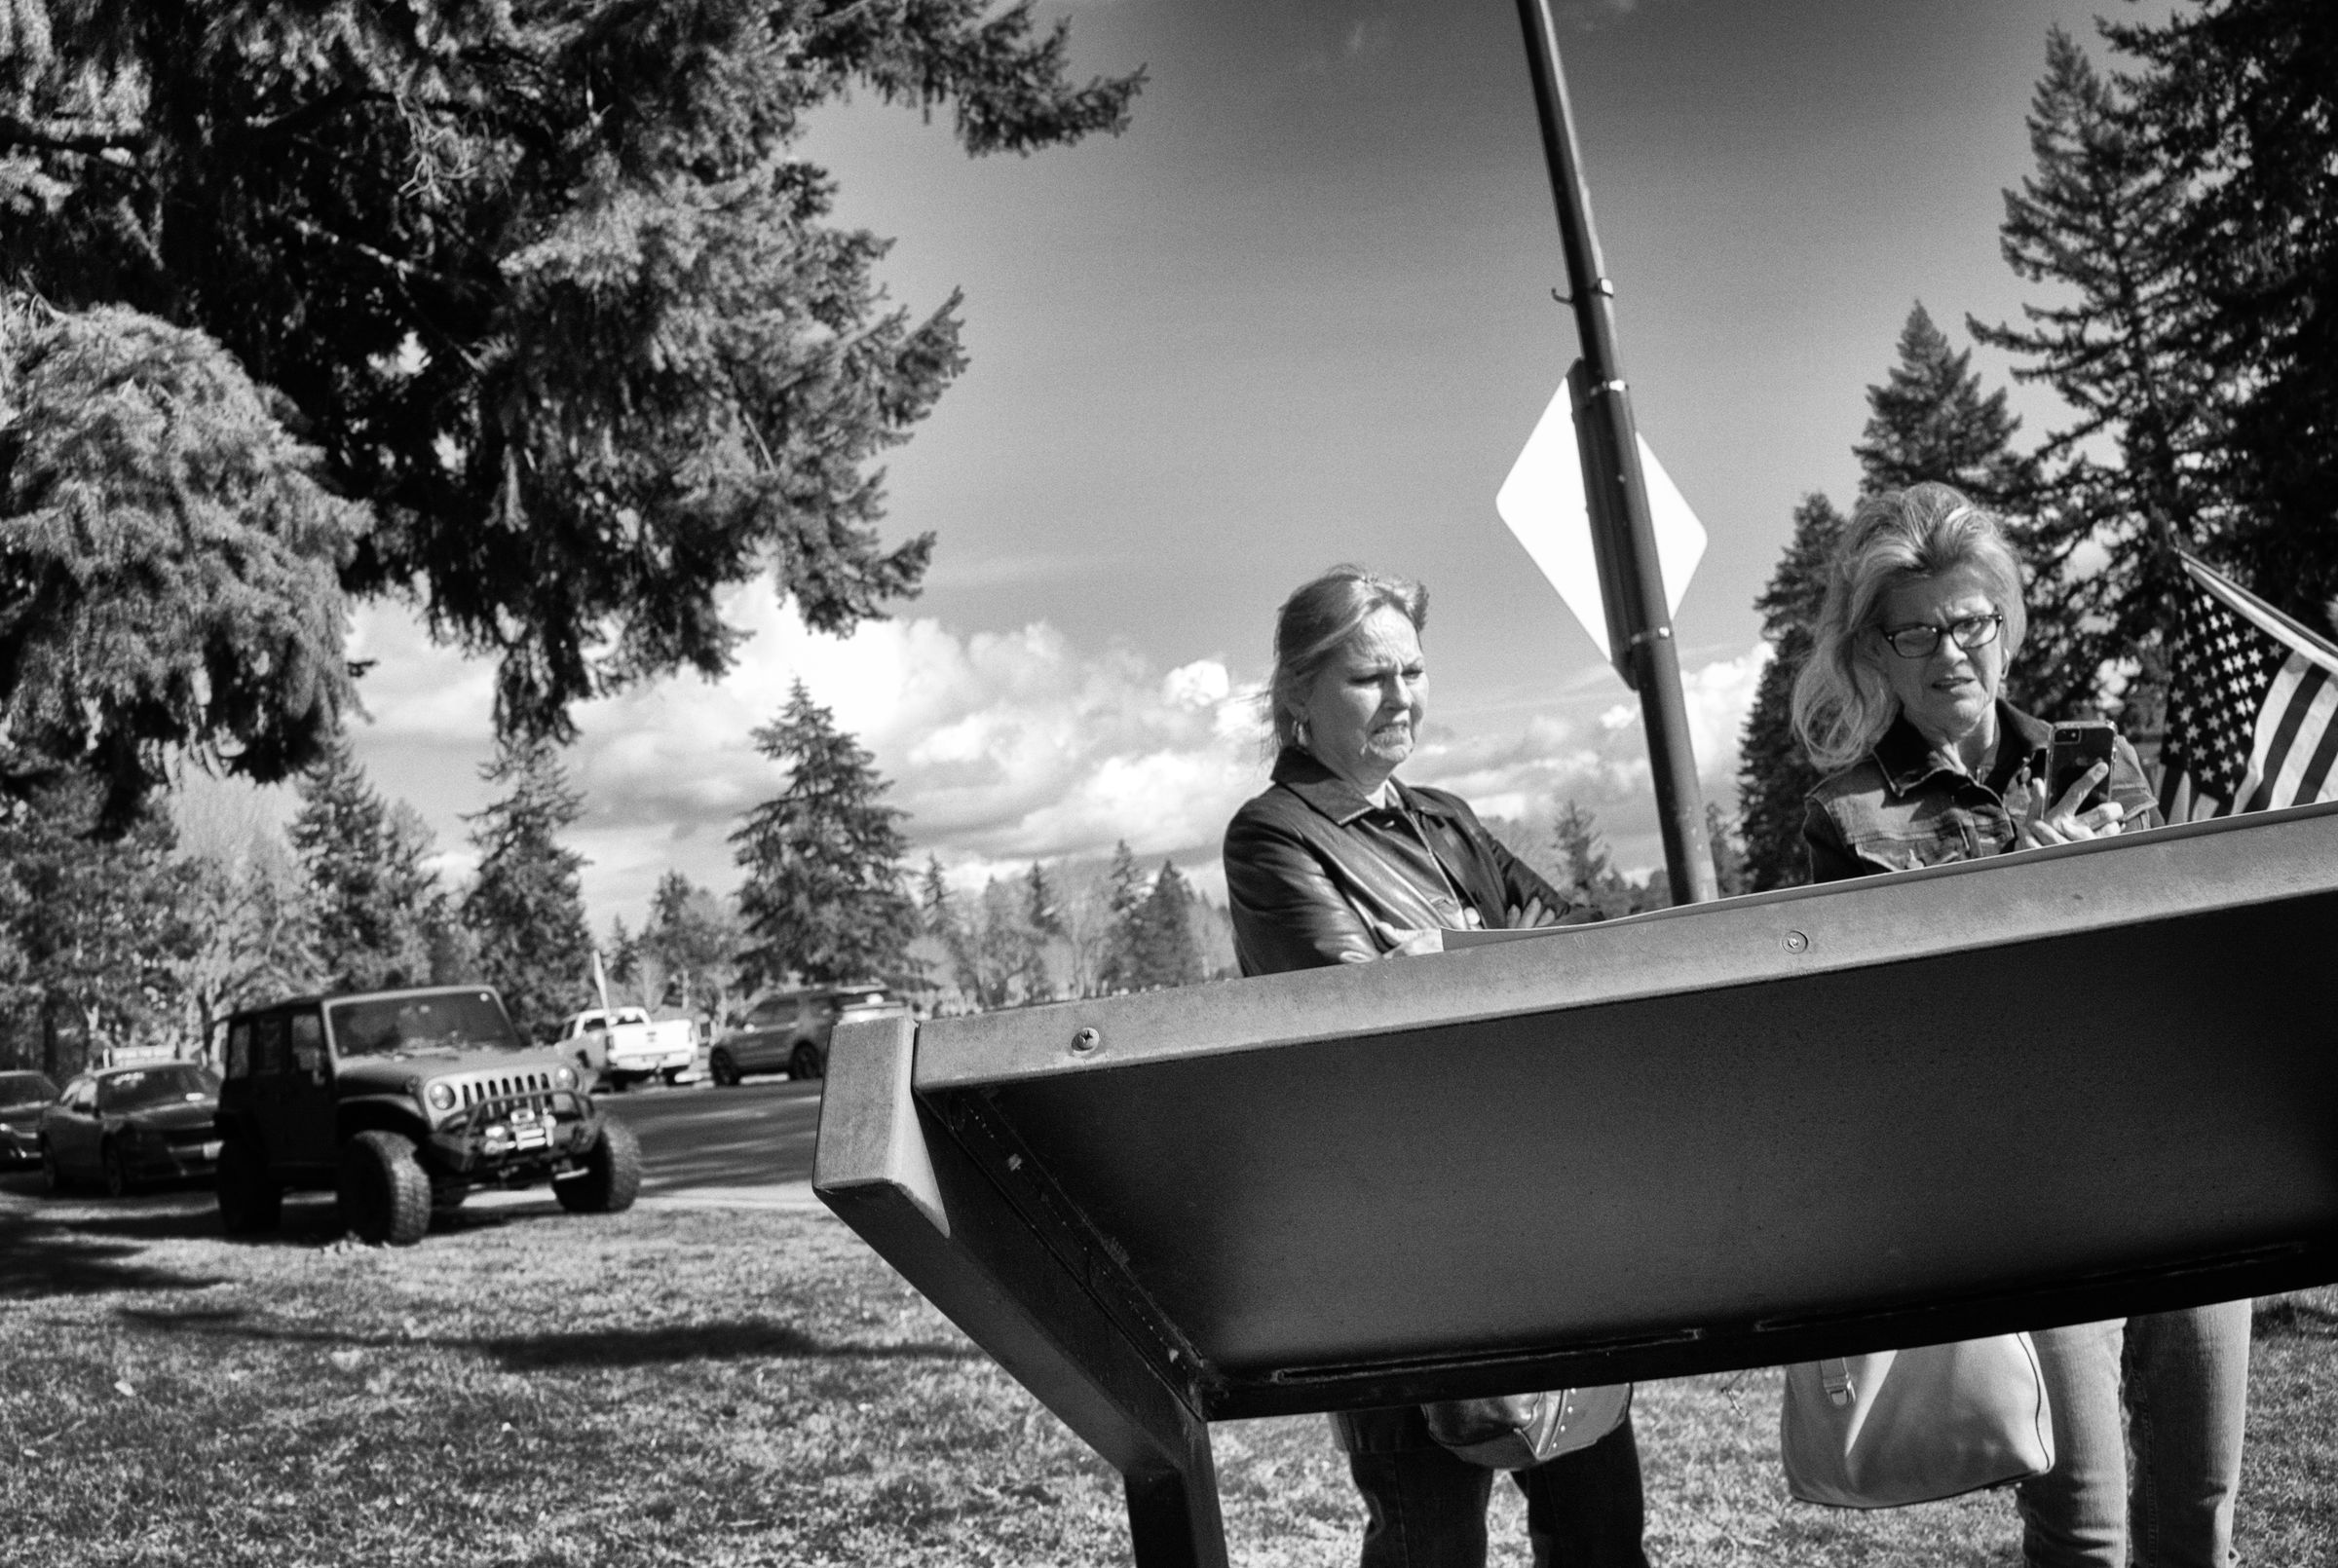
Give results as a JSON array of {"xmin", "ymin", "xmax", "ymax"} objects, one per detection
[
  {"xmin": 98, "ymin": 1064, "xmax": 219, "ymax": 1112},
  {"xmin": 329, "ymin": 991, "xmax": 525, "ymax": 1060},
  {"xmin": 0, "ymin": 1070, "xmax": 58, "ymax": 1105}
]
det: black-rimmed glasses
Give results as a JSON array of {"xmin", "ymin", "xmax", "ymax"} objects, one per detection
[{"xmin": 1879, "ymin": 613, "xmax": 2003, "ymax": 659}]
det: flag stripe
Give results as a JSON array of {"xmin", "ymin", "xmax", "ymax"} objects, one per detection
[
  {"xmin": 2288, "ymin": 695, "xmax": 2338, "ymax": 805},
  {"xmin": 2243, "ymin": 659, "xmax": 2329, "ymax": 812},
  {"xmin": 2262, "ymin": 667, "xmax": 2338, "ymax": 808},
  {"xmin": 2162, "ymin": 550, "xmax": 2338, "ymax": 817}
]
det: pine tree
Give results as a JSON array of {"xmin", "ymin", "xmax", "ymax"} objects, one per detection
[
  {"xmin": 1736, "ymin": 495, "xmax": 1848, "ymax": 889},
  {"xmin": 290, "ymin": 739, "xmax": 441, "ymax": 991},
  {"xmin": 917, "ymin": 855, "xmax": 977, "ymax": 1003},
  {"xmin": 642, "ymin": 872, "xmax": 742, "ymax": 1019},
  {"xmin": 1550, "ymin": 801, "xmax": 1613, "ymax": 899},
  {"xmin": 384, "ymin": 803, "xmax": 467, "ymax": 986},
  {"xmin": 732, "ymin": 682, "xmax": 918, "ymax": 991},
  {"xmin": 1020, "ymin": 861, "xmax": 1063, "ymax": 1000},
  {"xmin": 0, "ymin": 772, "xmax": 207, "ymax": 1076},
  {"xmin": 170, "ymin": 795, "xmax": 321, "ymax": 1043},
  {"xmin": 461, "ymin": 736, "xmax": 592, "ymax": 1039},
  {"xmin": 1974, "ymin": 21, "xmax": 2278, "ymax": 721},
  {"xmin": 1853, "ymin": 305, "xmax": 2040, "ymax": 513},
  {"xmin": 1098, "ymin": 840, "xmax": 1146, "ymax": 993},
  {"xmin": 2108, "ymin": 1, "xmax": 2338, "ymax": 624},
  {"xmin": 1705, "ymin": 802, "xmax": 1752, "ymax": 898},
  {"xmin": 0, "ymin": 299, "xmax": 363, "ymax": 826},
  {"xmin": 1548, "ymin": 802, "xmax": 1653, "ymax": 919},
  {"xmin": 3, "ymin": 3, "xmax": 1139, "ymax": 744},
  {"xmin": 604, "ymin": 916, "xmax": 641, "ymax": 998},
  {"xmin": 1128, "ymin": 861, "xmax": 1203, "ymax": 990}
]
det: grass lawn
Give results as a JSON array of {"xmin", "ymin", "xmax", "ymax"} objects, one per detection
[{"xmin": 1, "ymin": 1186, "xmax": 2329, "ymax": 1566}]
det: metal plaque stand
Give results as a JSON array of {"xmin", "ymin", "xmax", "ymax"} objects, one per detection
[{"xmin": 819, "ymin": 806, "xmax": 2338, "ymax": 1565}]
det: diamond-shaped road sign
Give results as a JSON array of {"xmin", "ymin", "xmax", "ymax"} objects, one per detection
[{"xmin": 1495, "ymin": 384, "xmax": 1707, "ymax": 666}]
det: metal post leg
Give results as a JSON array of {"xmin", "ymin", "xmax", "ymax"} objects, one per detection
[{"xmin": 1124, "ymin": 1415, "xmax": 1227, "ymax": 1568}]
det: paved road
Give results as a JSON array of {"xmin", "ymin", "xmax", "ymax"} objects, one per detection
[
  {"xmin": 596, "ymin": 1079, "xmax": 825, "ymax": 1207},
  {"xmin": 0, "ymin": 1077, "xmax": 831, "ymax": 1219}
]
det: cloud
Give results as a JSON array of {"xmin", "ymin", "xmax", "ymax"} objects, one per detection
[
  {"xmin": 342, "ymin": 591, "xmax": 1272, "ymax": 925},
  {"xmin": 1408, "ymin": 641, "xmax": 1773, "ymax": 875},
  {"xmin": 342, "ymin": 595, "xmax": 1771, "ymax": 925}
]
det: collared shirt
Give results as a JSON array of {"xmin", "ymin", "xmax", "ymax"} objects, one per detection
[
  {"xmin": 1224, "ymin": 748, "xmax": 1576, "ymax": 975},
  {"xmin": 1801, "ymin": 702, "xmax": 2161, "ymax": 883}
]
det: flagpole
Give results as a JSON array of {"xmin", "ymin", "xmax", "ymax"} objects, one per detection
[{"xmin": 1513, "ymin": 0, "xmax": 1718, "ymax": 905}]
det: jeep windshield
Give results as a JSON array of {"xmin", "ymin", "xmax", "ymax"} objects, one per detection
[{"xmin": 328, "ymin": 991, "xmax": 527, "ymax": 1061}]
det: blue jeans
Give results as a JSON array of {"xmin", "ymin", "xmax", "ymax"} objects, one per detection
[
  {"xmin": 1337, "ymin": 1406, "xmax": 1649, "ymax": 1568},
  {"xmin": 2017, "ymin": 1303, "xmax": 2252, "ymax": 1567}
]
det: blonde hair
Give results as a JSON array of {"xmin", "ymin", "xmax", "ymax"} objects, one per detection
[
  {"xmin": 1791, "ymin": 483, "xmax": 2027, "ymax": 773},
  {"xmin": 1265, "ymin": 566, "xmax": 1428, "ymax": 752}
]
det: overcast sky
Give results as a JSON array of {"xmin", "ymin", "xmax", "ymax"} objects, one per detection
[{"xmin": 328, "ymin": 0, "xmax": 2159, "ymax": 929}]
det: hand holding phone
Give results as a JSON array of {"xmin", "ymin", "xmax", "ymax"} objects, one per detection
[
  {"xmin": 2046, "ymin": 721, "xmax": 2117, "ymax": 812},
  {"xmin": 2022, "ymin": 720, "xmax": 2127, "ymax": 847}
]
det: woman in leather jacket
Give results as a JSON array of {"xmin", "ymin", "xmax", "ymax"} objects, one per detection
[
  {"xmin": 1792, "ymin": 483, "xmax": 2249, "ymax": 1568},
  {"xmin": 1222, "ymin": 565, "xmax": 1647, "ymax": 1568}
]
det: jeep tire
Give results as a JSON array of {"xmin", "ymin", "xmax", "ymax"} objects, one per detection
[
  {"xmin": 216, "ymin": 1136, "xmax": 283, "ymax": 1234},
  {"xmin": 787, "ymin": 1042, "xmax": 823, "ymax": 1081},
  {"xmin": 708, "ymin": 1048, "xmax": 740, "ymax": 1088},
  {"xmin": 555, "ymin": 1118, "xmax": 642, "ymax": 1214},
  {"xmin": 339, "ymin": 1131, "xmax": 431, "ymax": 1246}
]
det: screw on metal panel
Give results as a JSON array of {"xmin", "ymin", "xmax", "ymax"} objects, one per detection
[
  {"xmin": 1783, "ymin": 930, "xmax": 1810, "ymax": 953},
  {"xmin": 1072, "ymin": 1027, "xmax": 1101, "ymax": 1054}
]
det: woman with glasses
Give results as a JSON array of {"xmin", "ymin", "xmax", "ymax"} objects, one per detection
[{"xmin": 1791, "ymin": 482, "xmax": 2249, "ymax": 1568}]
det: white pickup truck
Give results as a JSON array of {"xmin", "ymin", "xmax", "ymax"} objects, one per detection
[{"xmin": 558, "ymin": 1007, "xmax": 698, "ymax": 1091}]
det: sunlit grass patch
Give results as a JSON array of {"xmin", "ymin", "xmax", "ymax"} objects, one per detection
[{"xmin": 0, "ymin": 1192, "xmax": 2328, "ymax": 1566}]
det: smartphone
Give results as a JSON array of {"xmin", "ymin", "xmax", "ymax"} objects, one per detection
[{"xmin": 2045, "ymin": 720, "xmax": 2117, "ymax": 811}]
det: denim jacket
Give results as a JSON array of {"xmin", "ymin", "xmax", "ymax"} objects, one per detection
[
  {"xmin": 1224, "ymin": 748, "xmax": 1577, "ymax": 975},
  {"xmin": 1802, "ymin": 702, "xmax": 2161, "ymax": 883}
]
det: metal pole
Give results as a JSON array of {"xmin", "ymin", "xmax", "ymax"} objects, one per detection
[{"xmin": 1513, "ymin": 0, "xmax": 1718, "ymax": 905}]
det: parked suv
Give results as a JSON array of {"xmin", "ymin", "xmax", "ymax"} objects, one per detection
[
  {"xmin": 708, "ymin": 986, "xmax": 906, "ymax": 1084},
  {"xmin": 212, "ymin": 985, "xmax": 641, "ymax": 1246}
]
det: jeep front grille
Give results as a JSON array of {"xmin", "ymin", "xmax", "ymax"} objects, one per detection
[{"xmin": 456, "ymin": 1070, "xmax": 554, "ymax": 1107}]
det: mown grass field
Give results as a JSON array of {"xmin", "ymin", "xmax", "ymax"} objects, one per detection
[{"xmin": 1, "ymin": 1187, "xmax": 2330, "ymax": 1566}]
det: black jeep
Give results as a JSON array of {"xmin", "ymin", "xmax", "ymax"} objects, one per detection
[{"xmin": 212, "ymin": 985, "xmax": 642, "ymax": 1246}]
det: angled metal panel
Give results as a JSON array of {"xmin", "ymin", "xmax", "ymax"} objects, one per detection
[
  {"xmin": 813, "ymin": 1018, "xmax": 1227, "ymax": 1566},
  {"xmin": 890, "ymin": 806, "xmax": 2338, "ymax": 1411},
  {"xmin": 918, "ymin": 803, "xmax": 2338, "ymax": 1089}
]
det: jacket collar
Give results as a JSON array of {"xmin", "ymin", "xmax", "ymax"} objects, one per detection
[
  {"xmin": 1873, "ymin": 700, "xmax": 2053, "ymax": 798},
  {"xmin": 1270, "ymin": 747, "xmax": 1458, "ymax": 827}
]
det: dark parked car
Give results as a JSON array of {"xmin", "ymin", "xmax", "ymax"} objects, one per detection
[
  {"xmin": 708, "ymin": 986, "xmax": 907, "ymax": 1084},
  {"xmin": 39, "ymin": 1063, "xmax": 222, "ymax": 1196},
  {"xmin": 212, "ymin": 984, "xmax": 641, "ymax": 1246},
  {"xmin": 0, "ymin": 1070, "xmax": 60, "ymax": 1171}
]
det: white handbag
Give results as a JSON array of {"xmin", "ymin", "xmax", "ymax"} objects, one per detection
[{"xmin": 1781, "ymin": 1334, "xmax": 2055, "ymax": 1508}]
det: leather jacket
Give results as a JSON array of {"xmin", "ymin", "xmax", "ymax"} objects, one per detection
[
  {"xmin": 1224, "ymin": 748, "xmax": 1575, "ymax": 976},
  {"xmin": 1802, "ymin": 702, "xmax": 2161, "ymax": 882}
]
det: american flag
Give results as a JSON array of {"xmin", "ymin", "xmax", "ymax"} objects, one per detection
[{"xmin": 2158, "ymin": 552, "xmax": 2338, "ymax": 820}]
